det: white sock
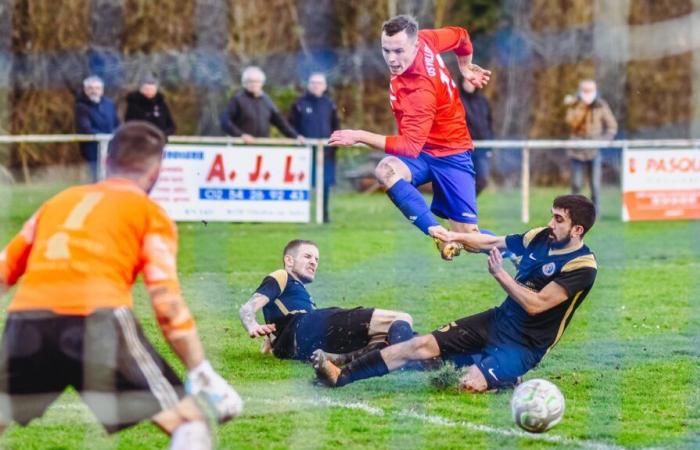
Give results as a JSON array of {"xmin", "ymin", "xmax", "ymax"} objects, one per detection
[{"xmin": 170, "ymin": 421, "xmax": 212, "ymax": 450}]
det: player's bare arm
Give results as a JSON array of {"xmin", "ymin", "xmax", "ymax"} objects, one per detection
[
  {"xmin": 487, "ymin": 248, "xmax": 569, "ymax": 315},
  {"xmin": 457, "ymin": 54, "xmax": 491, "ymax": 89},
  {"xmin": 328, "ymin": 129, "xmax": 387, "ymax": 149},
  {"xmin": 149, "ymin": 286, "xmax": 205, "ymax": 369},
  {"xmin": 439, "ymin": 230, "xmax": 507, "ymax": 253},
  {"xmin": 239, "ymin": 292, "xmax": 276, "ymax": 338}
]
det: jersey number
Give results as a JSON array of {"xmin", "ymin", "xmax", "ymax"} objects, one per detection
[{"xmin": 45, "ymin": 192, "xmax": 104, "ymax": 260}]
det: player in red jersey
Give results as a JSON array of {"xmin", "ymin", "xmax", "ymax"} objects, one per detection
[{"xmin": 329, "ymin": 15, "xmax": 491, "ymax": 260}]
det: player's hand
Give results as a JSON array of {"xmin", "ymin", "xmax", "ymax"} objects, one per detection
[
  {"xmin": 462, "ymin": 64, "xmax": 491, "ymax": 89},
  {"xmin": 441, "ymin": 230, "xmax": 462, "ymax": 242},
  {"xmin": 248, "ymin": 323, "xmax": 276, "ymax": 338},
  {"xmin": 428, "ymin": 225, "xmax": 450, "ymax": 241},
  {"xmin": 328, "ymin": 129, "xmax": 358, "ymax": 146},
  {"xmin": 186, "ymin": 360, "xmax": 244, "ymax": 422},
  {"xmin": 487, "ymin": 247, "xmax": 504, "ymax": 275},
  {"xmin": 296, "ymin": 135, "xmax": 306, "ymax": 145},
  {"xmin": 241, "ymin": 133, "xmax": 256, "ymax": 144}
]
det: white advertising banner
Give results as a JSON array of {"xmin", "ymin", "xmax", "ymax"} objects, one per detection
[
  {"xmin": 622, "ymin": 148, "xmax": 700, "ymax": 221},
  {"xmin": 150, "ymin": 144, "xmax": 311, "ymax": 222}
]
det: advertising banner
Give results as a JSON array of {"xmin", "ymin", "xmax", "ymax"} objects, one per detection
[
  {"xmin": 622, "ymin": 148, "xmax": 700, "ymax": 221},
  {"xmin": 150, "ymin": 144, "xmax": 311, "ymax": 222}
]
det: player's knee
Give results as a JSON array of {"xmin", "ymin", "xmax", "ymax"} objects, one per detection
[
  {"xmin": 374, "ymin": 157, "xmax": 405, "ymax": 185},
  {"xmin": 459, "ymin": 366, "xmax": 489, "ymax": 393}
]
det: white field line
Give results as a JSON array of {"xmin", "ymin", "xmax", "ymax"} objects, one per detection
[
  {"xmin": 255, "ymin": 396, "xmax": 627, "ymax": 450},
  {"xmin": 46, "ymin": 396, "xmax": 655, "ymax": 450}
]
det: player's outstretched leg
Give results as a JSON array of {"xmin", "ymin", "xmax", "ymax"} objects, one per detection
[
  {"xmin": 323, "ymin": 341, "xmax": 388, "ymax": 367},
  {"xmin": 375, "ymin": 157, "xmax": 441, "ymax": 236},
  {"xmin": 313, "ymin": 335, "xmax": 441, "ymax": 388}
]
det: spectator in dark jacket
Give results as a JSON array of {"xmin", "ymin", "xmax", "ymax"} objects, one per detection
[
  {"xmin": 125, "ymin": 76, "xmax": 176, "ymax": 136},
  {"xmin": 459, "ymin": 77, "xmax": 494, "ymax": 196},
  {"xmin": 75, "ymin": 75, "xmax": 120, "ymax": 181},
  {"xmin": 289, "ymin": 73, "xmax": 340, "ymax": 222},
  {"xmin": 220, "ymin": 66, "xmax": 299, "ymax": 143}
]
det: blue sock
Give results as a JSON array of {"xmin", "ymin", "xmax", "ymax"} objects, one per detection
[
  {"xmin": 386, "ymin": 179, "xmax": 439, "ymax": 235},
  {"xmin": 387, "ymin": 320, "xmax": 413, "ymax": 345}
]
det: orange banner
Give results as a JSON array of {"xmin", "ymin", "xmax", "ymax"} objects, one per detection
[{"xmin": 623, "ymin": 190, "xmax": 700, "ymax": 221}]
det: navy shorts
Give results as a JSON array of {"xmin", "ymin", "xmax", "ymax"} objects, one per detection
[
  {"xmin": 398, "ymin": 150, "xmax": 478, "ymax": 224},
  {"xmin": 272, "ymin": 307, "xmax": 374, "ymax": 361},
  {"xmin": 431, "ymin": 309, "xmax": 543, "ymax": 389}
]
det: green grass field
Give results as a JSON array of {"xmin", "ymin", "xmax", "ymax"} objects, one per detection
[{"xmin": 1, "ymin": 183, "xmax": 699, "ymax": 449}]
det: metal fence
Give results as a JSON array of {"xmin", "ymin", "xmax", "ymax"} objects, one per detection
[{"xmin": 1, "ymin": 135, "xmax": 698, "ymax": 223}]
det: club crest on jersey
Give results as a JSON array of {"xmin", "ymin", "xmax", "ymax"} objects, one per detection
[{"xmin": 542, "ymin": 262, "xmax": 556, "ymax": 276}]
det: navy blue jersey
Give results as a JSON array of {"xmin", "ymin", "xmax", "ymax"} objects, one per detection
[
  {"xmin": 498, "ymin": 227, "xmax": 597, "ymax": 351},
  {"xmin": 255, "ymin": 270, "xmax": 316, "ymax": 330}
]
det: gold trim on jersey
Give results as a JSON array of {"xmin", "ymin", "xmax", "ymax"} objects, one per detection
[
  {"xmin": 274, "ymin": 299, "xmax": 290, "ymax": 315},
  {"xmin": 548, "ymin": 240, "xmax": 584, "ymax": 256},
  {"xmin": 269, "ymin": 269, "xmax": 288, "ymax": 292},
  {"xmin": 561, "ymin": 254, "xmax": 597, "ymax": 272},
  {"xmin": 522, "ymin": 227, "xmax": 546, "ymax": 247},
  {"xmin": 273, "ymin": 299, "xmax": 307, "ymax": 316},
  {"xmin": 546, "ymin": 290, "xmax": 583, "ymax": 355}
]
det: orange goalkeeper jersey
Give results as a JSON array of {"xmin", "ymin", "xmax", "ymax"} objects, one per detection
[{"xmin": 0, "ymin": 178, "xmax": 181, "ymax": 315}]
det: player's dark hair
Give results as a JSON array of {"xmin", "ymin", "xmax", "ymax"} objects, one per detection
[
  {"xmin": 382, "ymin": 15, "xmax": 418, "ymax": 40},
  {"xmin": 553, "ymin": 195, "xmax": 596, "ymax": 236},
  {"xmin": 108, "ymin": 121, "xmax": 166, "ymax": 173},
  {"xmin": 283, "ymin": 239, "xmax": 318, "ymax": 259}
]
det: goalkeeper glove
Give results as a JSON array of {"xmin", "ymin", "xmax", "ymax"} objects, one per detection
[{"xmin": 185, "ymin": 360, "xmax": 243, "ymax": 423}]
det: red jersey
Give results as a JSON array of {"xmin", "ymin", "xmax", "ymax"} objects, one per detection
[{"xmin": 385, "ymin": 27, "xmax": 474, "ymax": 158}]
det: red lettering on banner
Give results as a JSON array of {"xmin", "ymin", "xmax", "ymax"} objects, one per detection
[
  {"xmin": 249, "ymin": 155, "xmax": 270, "ymax": 182},
  {"xmin": 646, "ymin": 157, "xmax": 700, "ymax": 173},
  {"xmin": 283, "ymin": 155, "xmax": 295, "ymax": 183},
  {"xmin": 207, "ymin": 154, "xmax": 226, "ymax": 181},
  {"xmin": 629, "ymin": 158, "xmax": 636, "ymax": 173}
]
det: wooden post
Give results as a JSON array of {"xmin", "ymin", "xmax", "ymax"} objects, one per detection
[
  {"xmin": 521, "ymin": 146, "xmax": 530, "ymax": 223},
  {"xmin": 315, "ymin": 141, "xmax": 324, "ymax": 224}
]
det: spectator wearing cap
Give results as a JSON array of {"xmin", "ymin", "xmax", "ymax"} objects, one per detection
[
  {"xmin": 125, "ymin": 75, "xmax": 176, "ymax": 136},
  {"xmin": 220, "ymin": 66, "xmax": 300, "ymax": 143},
  {"xmin": 75, "ymin": 75, "xmax": 120, "ymax": 181}
]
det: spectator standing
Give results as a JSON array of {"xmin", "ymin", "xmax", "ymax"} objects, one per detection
[
  {"xmin": 459, "ymin": 77, "xmax": 494, "ymax": 196},
  {"xmin": 220, "ymin": 66, "xmax": 300, "ymax": 143},
  {"xmin": 289, "ymin": 73, "xmax": 341, "ymax": 222},
  {"xmin": 75, "ymin": 75, "xmax": 119, "ymax": 181},
  {"xmin": 125, "ymin": 75, "xmax": 176, "ymax": 136},
  {"xmin": 564, "ymin": 79, "xmax": 618, "ymax": 213}
]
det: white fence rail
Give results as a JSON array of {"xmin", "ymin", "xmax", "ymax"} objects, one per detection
[{"xmin": 1, "ymin": 135, "xmax": 699, "ymax": 223}]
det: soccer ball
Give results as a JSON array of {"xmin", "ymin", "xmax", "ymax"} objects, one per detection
[{"xmin": 511, "ymin": 378, "xmax": 565, "ymax": 433}]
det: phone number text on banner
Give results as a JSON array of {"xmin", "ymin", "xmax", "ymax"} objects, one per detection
[{"xmin": 150, "ymin": 144, "xmax": 311, "ymax": 222}]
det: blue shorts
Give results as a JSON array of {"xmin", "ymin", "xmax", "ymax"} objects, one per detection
[{"xmin": 398, "ymin": 150, "xmax": 478, "ymax": 224}]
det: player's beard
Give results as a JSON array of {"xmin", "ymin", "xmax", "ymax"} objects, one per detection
[{"xmin": 548, "ymin": 228, "xmax": 572, "ymax": 249}]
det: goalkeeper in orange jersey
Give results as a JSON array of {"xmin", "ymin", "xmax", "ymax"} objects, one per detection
[{"xmin": 0, "ymin": 122, "xmax": 241, "ymax": 449}]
